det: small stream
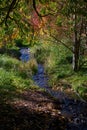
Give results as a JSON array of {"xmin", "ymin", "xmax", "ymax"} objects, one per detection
[
  {"xmin": 20, "ymin": 48, "xmax": 87, "ymax": 130},
  {"xmin": 33, "ymin": 63, "xmax": 87, "ymax": 130}
]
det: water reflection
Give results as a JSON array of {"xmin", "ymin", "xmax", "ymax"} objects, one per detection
[{"xmin": 20, "ymin": 48, "xmax": 30, "ymax": 62}]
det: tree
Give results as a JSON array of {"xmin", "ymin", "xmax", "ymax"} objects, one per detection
[
  {"xmin": 0, "ymin": 0, "xmax": 38, "ymax": 46},
  {"xmin": 46, "ymin": 0, "xmax": 87, "ymax": 71},
  {"xmin": 0, "ymin": 0, "xmax": 50, "ymax": 46},
  {"xmin": 66, "ymin": 0, "xmax": 87, "ymax": 71}
]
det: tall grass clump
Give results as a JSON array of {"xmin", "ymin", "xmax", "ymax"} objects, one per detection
[
  {"xmin": 0, "ymin": 54, "xmax": 38, "ymax": 76},
  {"xmin": 0, "ymin": 54, "xmax": 20, "ymax": 70},
  {"xmin": 0, "ymin": 68, "xmax": 34, "ymax": 94},
  {"xmin": 18, "ymin": 58, "xmax": 38, "ymax": 76},
  {"xmin": 68, "ymin": 71, "xmax": 87, "ymax": 100},
  {"xmin": 44, "ymin": 44, "xmax": 73, "ymax": 84},
  {"xmin": 0, "ymin": 54, "xmax": 39, "ymax": 95},
  {"xmin": 31, "ymin": 42, "xmax": 51, "ymax": 64}
]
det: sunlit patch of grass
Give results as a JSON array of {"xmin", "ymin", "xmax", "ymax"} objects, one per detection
[
  {"xmin": 0, "ymin": 54, "xmax": 39, "ymax": 96},
  {"xmin": 18, "ymin": 58, "xmax": 38, "ymax": 76},
  {"xmin": 0, "ymin": 68, "xmax": 32, "ymax": 90},
  {"xmin": 0, "ymin": 54, "xmax": 20, "ymax": 70},
  {"xmin": 0, "ymin": 67, "xmax": 41, "ymax": 102},
  {"xmin": 68, "ymin": 74, "xmax": 87, "ymax": 100},
  {"xmin": 0, "ymin": 54, "xmax": 38, "ymax": 77}
]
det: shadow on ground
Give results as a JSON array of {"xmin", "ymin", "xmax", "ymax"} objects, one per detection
[{"xmin": 0, "ymin": 90, "xmax": 67, "ymax": 130}]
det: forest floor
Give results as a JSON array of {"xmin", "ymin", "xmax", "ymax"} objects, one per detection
[{"xmin": 0, "ymin": 90, "xmax": 67, "ymax": 130}]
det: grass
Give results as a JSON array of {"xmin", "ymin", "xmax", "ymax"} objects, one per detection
[
  {"xmin": 0, "ymin": 54, "xmax": 20, "ymax": 70},
  {"xmin": 0, "ymin": 68, "xmax": 39, "ymax": 91},
  {"xmin": 68, "ymin": 71, "xmax": 87, "ymax": 99},
  {"xmin": 0, "ymin": 54, "xmax": 38, "ymax": 75},
  {"xmin": 0, "ymin": 53, "xmax": 41, "ymax": 101},
  {"xmin": 31, "ymin": 42, "xmax": 51, "ymax": 64}
]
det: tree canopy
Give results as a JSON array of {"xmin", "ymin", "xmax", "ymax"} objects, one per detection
[{"xmin": 0, "ymin": 0, "xmax": 87, "ymax": 71}]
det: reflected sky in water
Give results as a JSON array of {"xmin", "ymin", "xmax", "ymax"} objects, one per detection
[{"xmin": 20, "ymin": 48, "xmax": 30, "ymax": 62}]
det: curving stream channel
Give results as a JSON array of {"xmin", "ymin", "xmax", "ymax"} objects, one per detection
[{"xmin": 20, "ymin": 48, "xmax": 87, "ymax": 130}]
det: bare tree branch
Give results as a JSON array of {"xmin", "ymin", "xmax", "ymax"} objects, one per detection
[
  {"xmin": 32, "ymin": 0, "xmax": 55, "ymax": 18},
  {"xmin": 5, "ymin": 0, "xmax": 17, "ymax": 25},
  {"xmin": 0, "ymin": 0, "xmax": 19, "ymax": 26},
  {"xmin": 50, "ymin": 33, "xmax": 74, "ymax": 53}
]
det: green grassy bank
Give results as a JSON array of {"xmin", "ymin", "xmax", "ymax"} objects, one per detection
[{"xmin": 32, "ymin": 43, "xmax": 87, "ymax": 101}]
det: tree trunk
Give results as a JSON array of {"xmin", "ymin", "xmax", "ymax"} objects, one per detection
[
  {"xmin": 73, "ymin": 41, "xmax": 80, "ymax": 71},
  {"xmin": 72, "ymin": 11, "xmax": 80, "ymax": 71}
]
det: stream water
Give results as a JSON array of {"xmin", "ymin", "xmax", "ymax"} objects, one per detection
[{"xmin": 20, "ymin": 48, "xmax": 87, "ymax": 130}]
